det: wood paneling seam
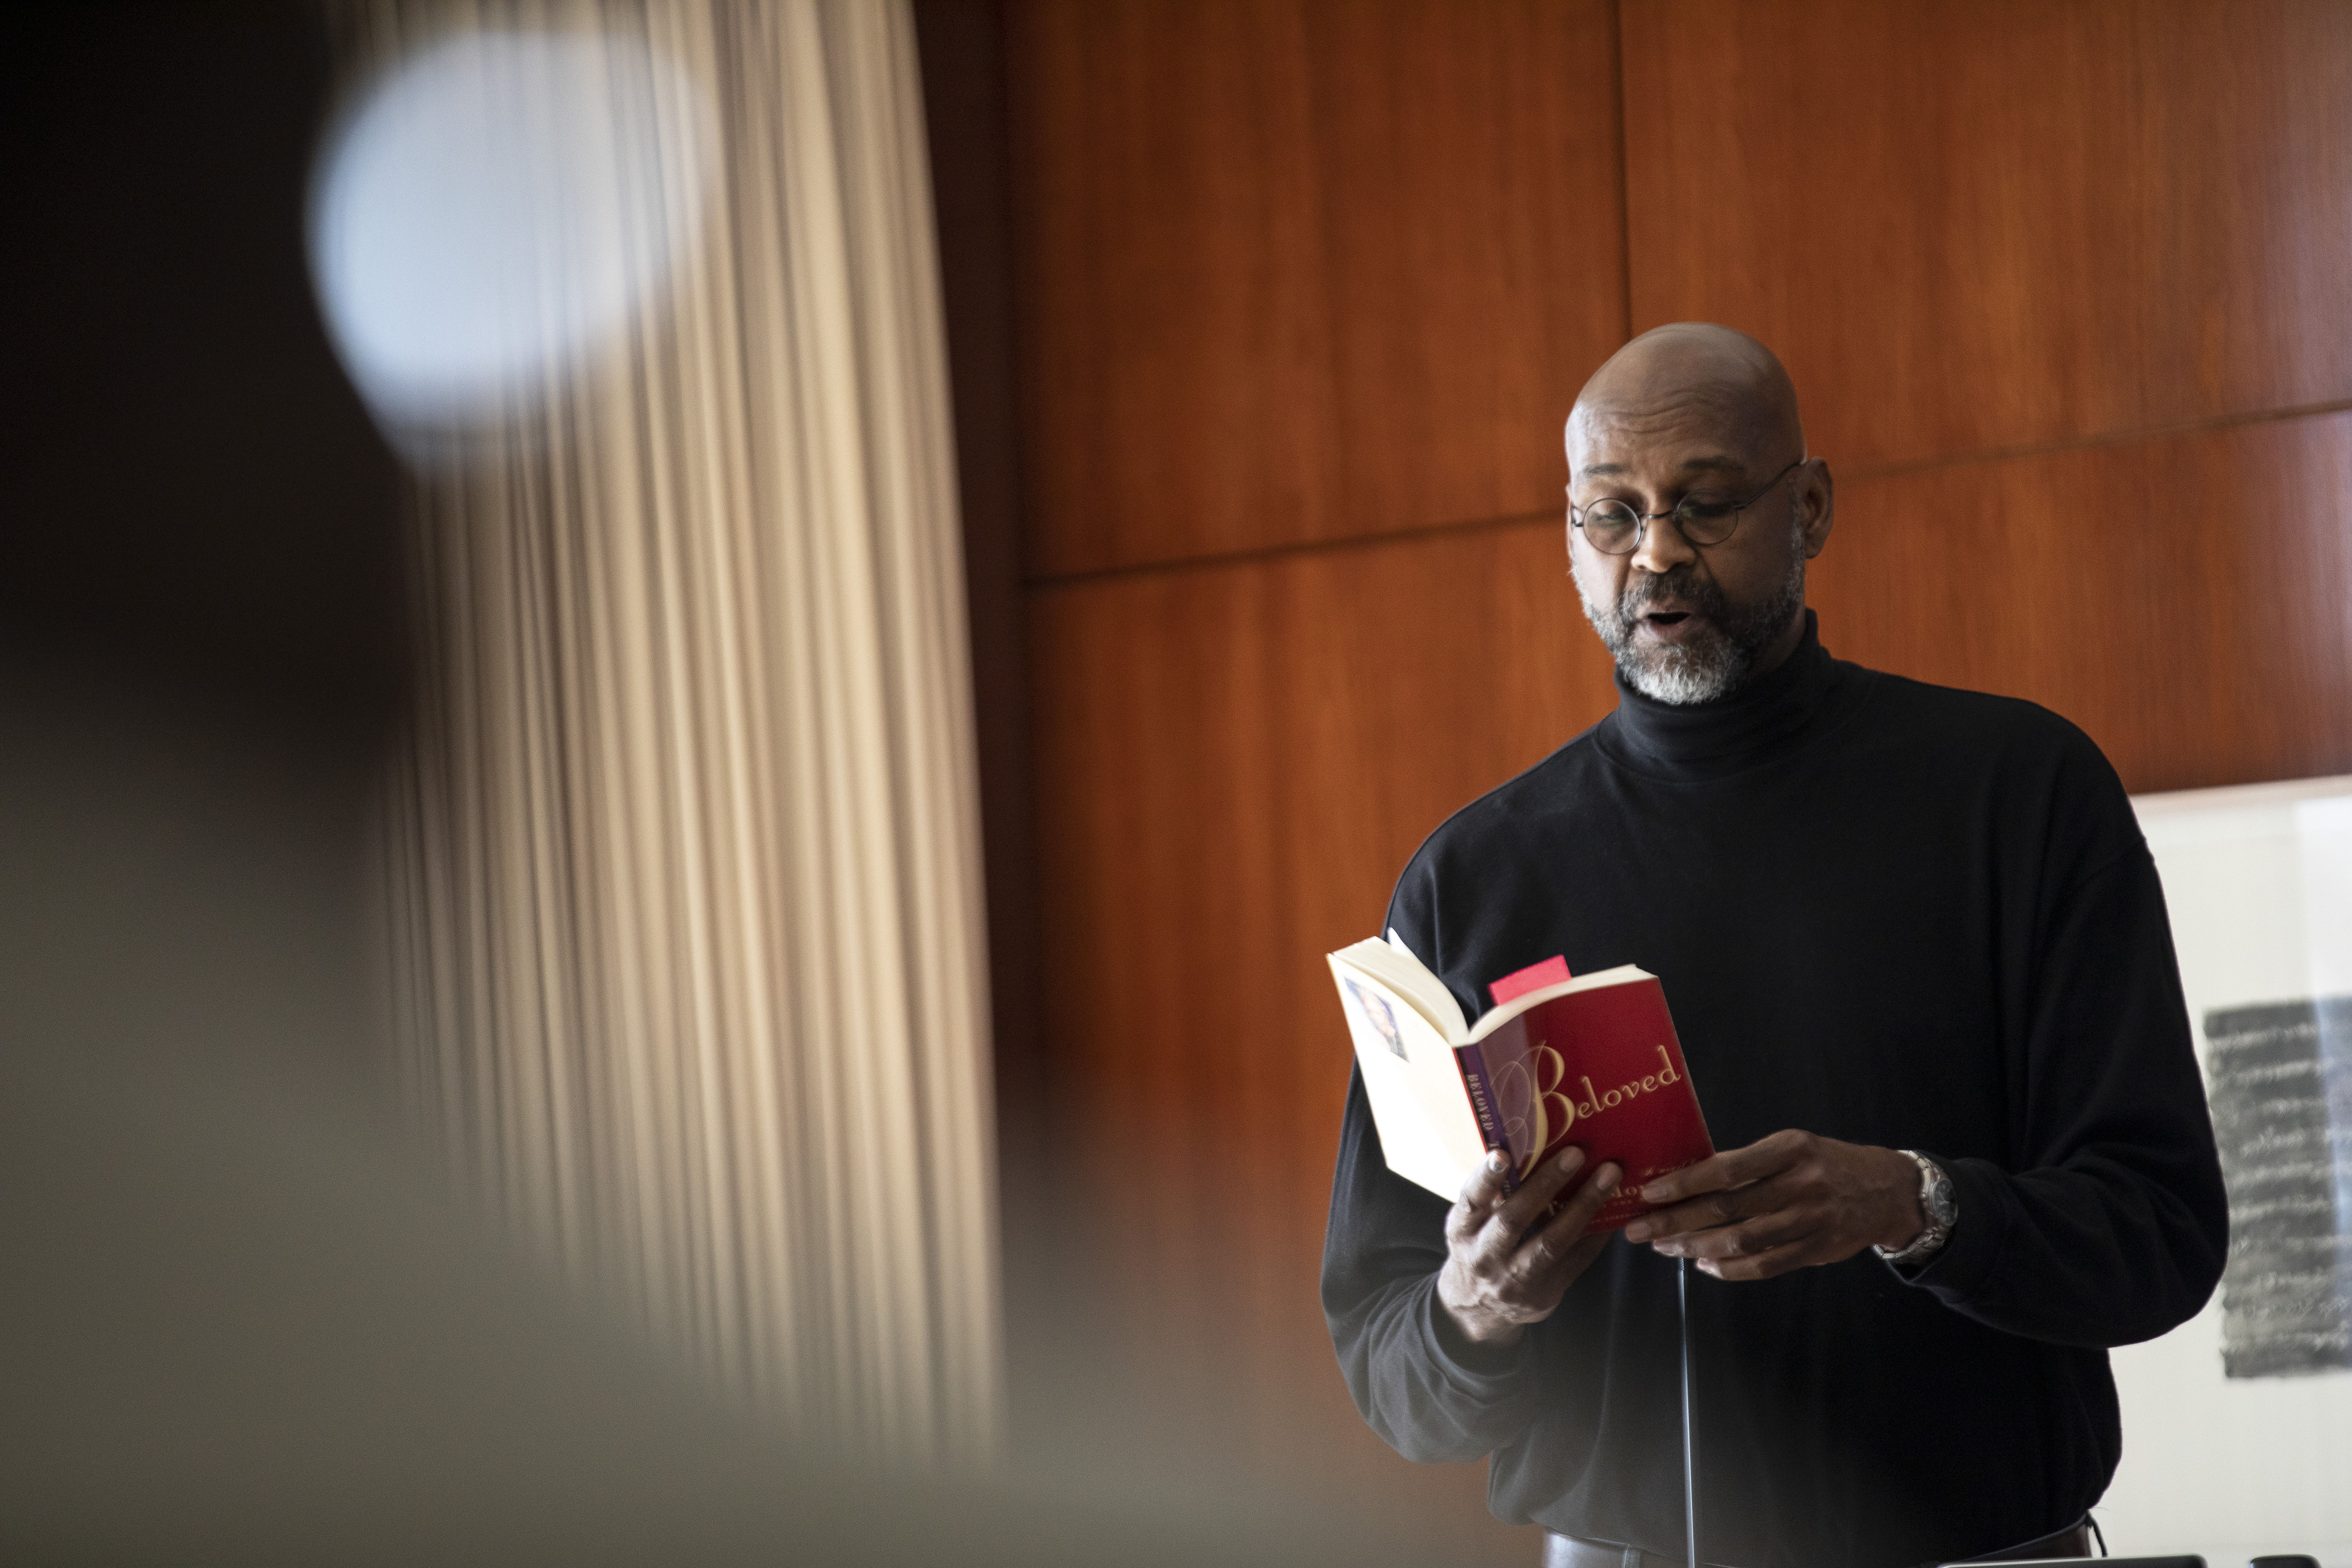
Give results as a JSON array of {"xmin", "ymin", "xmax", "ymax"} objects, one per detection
[{"xmin": 1025, "ymin": 395, "xmax": 2352, "ymax": 593}]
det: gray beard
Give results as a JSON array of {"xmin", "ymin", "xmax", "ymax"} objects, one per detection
[{"xmin": 1573, "ymin": 511, "xmax": 1808, "ymax": 705}]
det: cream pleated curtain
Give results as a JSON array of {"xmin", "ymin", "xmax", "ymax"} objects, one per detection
[{"xmin": 359, "ymin": 0, "xmax": 1002, "ymax": 1464}]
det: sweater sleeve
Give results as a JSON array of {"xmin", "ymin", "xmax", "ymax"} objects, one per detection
[
  {"xmin": 1320, "ymin": 1065, "xmax": 1548, "ymax": 1462},
  {"xmin": 1899, "ymin": 833, "xmax": 2230, "ymax": 1347}
]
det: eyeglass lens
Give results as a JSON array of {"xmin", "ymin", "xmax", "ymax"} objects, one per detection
[{"xmin": 1577, "ymin": 496, "xmax": 1743, "ymax": 555}]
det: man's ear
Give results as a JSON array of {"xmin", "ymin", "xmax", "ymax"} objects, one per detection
[{"xmin": 1799, "ymin": 460, "xmax": 1835, "ymax": 559}]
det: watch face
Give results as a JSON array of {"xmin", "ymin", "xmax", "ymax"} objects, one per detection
[{"xmin": 1925, "ymin": 1173, "xmax": 1958, "ymax": 1226}]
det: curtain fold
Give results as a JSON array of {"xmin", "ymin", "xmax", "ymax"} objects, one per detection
[{"xmin": 364, "ymin": 0, "xmax": 1002, "ymax": 1464}]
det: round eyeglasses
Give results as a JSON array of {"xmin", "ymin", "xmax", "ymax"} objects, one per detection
[{"xmin": 1569, "ymin": 455, "xmax": 1806, "ymax": 555}]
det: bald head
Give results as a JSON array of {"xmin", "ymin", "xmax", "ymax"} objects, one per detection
[{"xmin": 1567, "ymin": 323, "xmax": 1803, "ymax": 478}]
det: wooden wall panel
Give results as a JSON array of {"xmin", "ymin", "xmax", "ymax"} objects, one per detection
[
  {"xmin": 1810, "ymin": 411, "xmax": 2352, "ymax": 794},
  {"xmin": 1622, "ymin": 0, "xmax": 2352, "ymax": 471},
  {"xmin": 959, "ymin": 1, "xmax": 2352, "ymax": 1556},
  {"xmin": 1008, "ymin": 0, "xmax": 1624, "ymax": 579},
  {"xmin": 1027, "ymin": 520, "xmax": 1611, "ymax": 1558}
]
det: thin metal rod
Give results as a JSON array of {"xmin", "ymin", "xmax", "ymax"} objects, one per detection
[{"xmin": 1680, "ymin": 1257, "xmax": 1698, "ymax": 1568}]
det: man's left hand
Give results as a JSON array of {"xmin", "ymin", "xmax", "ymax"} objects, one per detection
[{"xmin": 1621, "ymin": 1130, "xmax": 1924, "ymax": 1281}]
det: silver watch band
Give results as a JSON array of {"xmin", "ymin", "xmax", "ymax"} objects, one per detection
[{"xmin": 1874, "ymin": 1149, "xmax": 1955, "ymax": 1266}]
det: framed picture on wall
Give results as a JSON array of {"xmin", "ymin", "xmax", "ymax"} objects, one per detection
[{"xmin": 2101, "ymin": 775, "xmax": 2352, "ymax": 1567}]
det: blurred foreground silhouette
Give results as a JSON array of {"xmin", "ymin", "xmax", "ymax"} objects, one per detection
[{"xmin": 0, "ymin": 7, "xmax": 1430, "ymax": 1563}]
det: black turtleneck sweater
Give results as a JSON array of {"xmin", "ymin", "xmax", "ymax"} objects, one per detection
[{"xmin": 1321, "ymin": 614, "xmax": 2227, "ymax": 1568}]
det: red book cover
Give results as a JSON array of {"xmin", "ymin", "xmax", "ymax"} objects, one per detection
[
  {"xmin": 1459, "ymin": 974, "xmax": 1714, "ymax": 1231},
  {"xmin": 1328, "ymin": 943, "xmax": 1713, "ymax": 1228}
]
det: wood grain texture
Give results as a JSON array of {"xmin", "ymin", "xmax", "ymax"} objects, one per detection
[
  {"xmin": 974, "ymin": 0, "xmax": 2352, "ymax": 1548},
  {"xmin": 1812, "ymin": 410, "xmax": 2352, "ymax": 794},
  {"xmin": 1007, "ymin": 0, "xmax": 1624, "ymax": 580},
  {"xmin": 1027, "ymin": 520, "xmax": 1610, "ymax": 1559},
  {"xmin": 1622, "ymin": 0, "xmax": 2352, "ymax": 471}
]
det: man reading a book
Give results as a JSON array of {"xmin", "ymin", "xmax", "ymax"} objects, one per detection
[{"xmin": 1320, "ymin": 323, "xmax": 2228, "ymax": 1568}]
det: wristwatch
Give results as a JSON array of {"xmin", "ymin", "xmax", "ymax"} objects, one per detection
[{"xmin": 1874, "ymin": 1149, "xmax": 1957, "ymax": 1267}]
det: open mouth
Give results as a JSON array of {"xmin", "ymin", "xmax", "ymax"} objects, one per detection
[{"xmin": 1632, "ymin": 605, "xmax": 1709, "ymax": 643}]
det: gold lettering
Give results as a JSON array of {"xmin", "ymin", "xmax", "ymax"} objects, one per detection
[
  {"xmin": 1641, "ymin": 1074, "xmax": 1658, "ymax": 1091},
  {"xmin": 1653, "ymin": 1044, "xmax": 1680, "ymax": 1083},
  {"xmin": 1534, "ymin": 1043, "xmax": 1574, "ymax": 1158},
  {"xmin": 1578, "ymin": 1074, "xmax": 1600, "ymax": 1119}
]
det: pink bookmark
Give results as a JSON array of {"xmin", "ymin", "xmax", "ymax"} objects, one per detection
[{"xmin": 1487, "ymin": 953, "xmax": 1572, "ymax": 1007}]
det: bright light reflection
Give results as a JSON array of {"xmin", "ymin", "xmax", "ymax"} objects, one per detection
[{"xmin": 308, "ymin": 29, "xmax": 713, "ymax": 443}]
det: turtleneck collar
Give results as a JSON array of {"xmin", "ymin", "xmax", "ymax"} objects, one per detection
[{"xmin": 1596, "ymin": 609, "xmax": 1859, "ymax": 779}]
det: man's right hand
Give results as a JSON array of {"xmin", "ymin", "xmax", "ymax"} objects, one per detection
[{"xmin": 1437, "ymin": 1147, "xmax": 1621, "ymax": 1352}]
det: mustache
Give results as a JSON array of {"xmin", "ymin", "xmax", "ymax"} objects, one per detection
[{"xmin": 1616, "ymin": 567, "xmax": 1729, "ymax": 622}]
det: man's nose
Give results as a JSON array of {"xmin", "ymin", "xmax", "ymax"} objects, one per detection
[{"xmin": 1628, "ymin": 511, "xmax": 1699, "ymax": 576}]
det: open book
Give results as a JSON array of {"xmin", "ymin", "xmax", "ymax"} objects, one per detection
[{"xmin": 1329, "ymin": 935, "xmax": 1715, "ymax": 1231}]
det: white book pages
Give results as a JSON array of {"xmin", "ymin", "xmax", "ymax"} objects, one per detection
[{"xmin": 1328, "ymin": 954, "xmax": 1485, "ymax": 1200}]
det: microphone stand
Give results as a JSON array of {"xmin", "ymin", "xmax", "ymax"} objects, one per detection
[{"xmin": 1680, "ymin": 1257, "xmax": 1698, "ymax": 1568}]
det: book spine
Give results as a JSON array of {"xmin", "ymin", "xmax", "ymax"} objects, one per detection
[{"xmin": 1454, "ymin": 1043, "xmax": 1519, "ymax": 1195}]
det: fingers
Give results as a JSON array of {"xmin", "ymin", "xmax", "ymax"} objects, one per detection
[
  {"xmin": 1631, "ymin": 1165, "xmax": 1806, "ymax": 1243},
  {"xmin": 1523, "ymin": 1227, "xmax": 1612, "ymax": 1289},
  {"xmin": 1466, "ymin": 1146, "xmax": 1597, "ymax": 1272},
  {"xmin": 1517, "ymin": 1160, "xmax": 1623, "ymax": 1273},
  {"xmin": 1635, "ymin": 1129, "xmax": 1810, "ymax": 1209},
  {"xmin": 1503, "ymin": 1159, "xmax": 1621, "ymax": 1307},
  {"xmin": 1625, "ymin": 1131, "xmax": 1817, "ymax": 1244},
  {"xmin": 1438, "ymin": 1151, "xmax": 1624, "ymax": 1340},
  {"xmin": 1633, "ymin": 1154, "xmax": 1736, "ymax": 1213},
  {"xmin": 1645, "ymin": 1195, "xmax": 1819, "ymax": 1265},
  {"xmin": 1446, "ymin": 1149, "xmax": 1516, "ymax": 1245},
  {"xmin": 1494, "ymin": 1144, "xmax": 1596, "ymax": 1234},
  {"xmin": 1629, "ymin": 1188, "xmax": 1743, "ymax": 1244},
  {"xmin": 1626, "ymin": 1131, "xmax": 1906, "ymax": 1280},
  {"xmin": 1689, "ymin": 1236, "xmax": 1820, "ymax": 1282}
]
